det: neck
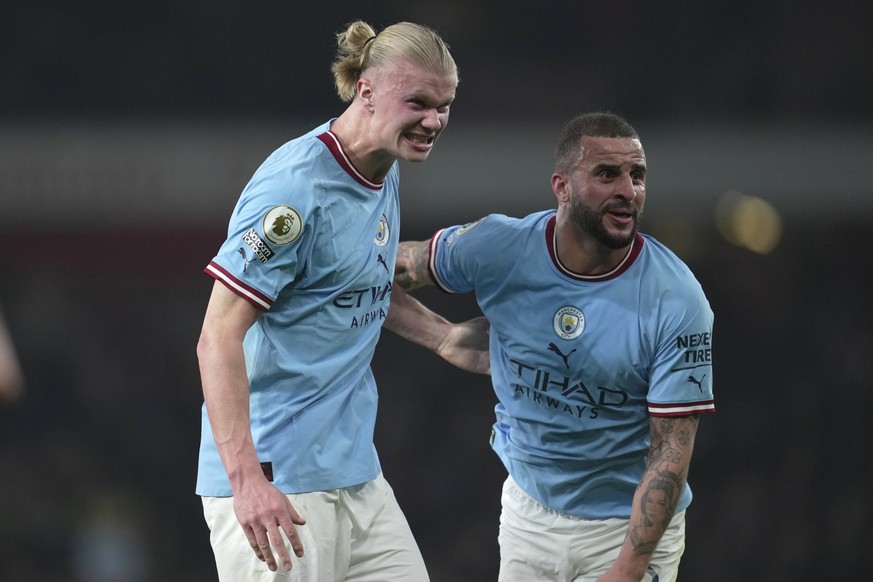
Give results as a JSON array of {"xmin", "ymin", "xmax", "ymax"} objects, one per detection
[
  {"xmin": 330, "ymin": 110, "xmax": 394, "ymax": 183},
  {"xmin": 553, "ymin": 220, "xmax": 634, "ymax": 276}
]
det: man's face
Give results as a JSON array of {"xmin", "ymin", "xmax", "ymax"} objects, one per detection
[
  {"xmin": 361, "ymin": 60, "xmax": 458, "ymax": 163},
  {"xmin": 557, "ymin": 136, "xmax": 647, "ymax": 250}
]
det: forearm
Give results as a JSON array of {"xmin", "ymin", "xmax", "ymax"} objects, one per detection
[
  {"xmin": 384, "ymin": 286, "xmax": 452, "ymax": 351},
  {"xmin": 612, "ymin": 415, "xmax": 699, "ymax": 578},
  {"xmin": 197, "ymin": 283, "xmax": 267, "ymax": 492},
  {"xmin": 613, "ymin": 471, "xmax": 685, "ymax": 577},
  {"xmin": 198, "ymin": 336, "xmax": 265, "ymax": 490},
  {"xmin": 388, "ymin": 239, "xmax": 491, "ymax": 374},
  {"xmin": 387, "ymin": 239, "xmax": 450, "ymax": 350}
]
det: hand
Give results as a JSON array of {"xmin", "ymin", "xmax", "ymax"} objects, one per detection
[
  {"xmin": 233, "ymin": 477, "xmax": 307, "ymax": 573},
  {"xmin": 596, "ymin": 564, "xmax": 656, "ymax": 582},
  {"xmin": 436, "ymin": 316, "xmax": 491, "ymax": 375}
]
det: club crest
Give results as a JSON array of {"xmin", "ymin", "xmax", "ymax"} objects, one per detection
[
  {"xmin": 553, "ymin": 306, "xmax": 585, "ymax": 340},
  {"xmin": 374, "ymin": 214, "xmax": 389, "ymax": 247}
]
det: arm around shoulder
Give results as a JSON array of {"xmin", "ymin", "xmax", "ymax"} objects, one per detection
[{"xmin": 386, "ymin": 240, "xmax": 491, "ymax": 375}]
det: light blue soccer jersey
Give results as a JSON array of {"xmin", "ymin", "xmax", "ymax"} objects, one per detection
[
  {"xmin": 428, "ymin": 210, "xmax": 715, "ymax": 519},
  {"xmin": 196, "ymin": 121, "xmax": 399, "ymax": 496}
]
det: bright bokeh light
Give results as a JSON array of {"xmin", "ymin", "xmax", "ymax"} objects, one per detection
[{"xmin": 715, "ymin": 190, "xmax": 783, "ymax": 254}]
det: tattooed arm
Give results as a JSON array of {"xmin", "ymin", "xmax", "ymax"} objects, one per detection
[
  {"xmin": 597, "ymin": 415, "xmax": 700, "ymax": 582},
  {"xmin": 385, "ymin": 240, "xmax": 490, "ymax": 375},
  {"xmin": 393, "ymin": 240, "xmax": 432, "ymax": 291}
]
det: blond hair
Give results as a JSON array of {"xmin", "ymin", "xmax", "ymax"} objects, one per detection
[{"xmin": 331, "ymin": 20, "xmax": 457, "ymax": 102}]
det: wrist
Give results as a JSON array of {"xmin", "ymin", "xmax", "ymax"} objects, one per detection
[
  {"xmin": 611, "ymin": 550, "xmax": 650, "ymax": 580},
  {"xmin": 225, "ymin": 455, "xmax": 269, "ymax": 491}
]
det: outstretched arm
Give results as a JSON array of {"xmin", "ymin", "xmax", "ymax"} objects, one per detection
[
  {"xmin": 385, "ymin": 240, "xmax": 490, "ymax": 375},
  {"xmin": 386, "ymin": 286, "xmax": 490, "ymax": 375},
  {"xmin": 598, "ymin": 415, "xmax": 700, "ymax": 582}
]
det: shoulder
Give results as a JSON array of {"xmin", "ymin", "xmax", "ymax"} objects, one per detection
[
  {"xmin": 434, "ymin": 211, "xmax": 550, "ymax": 263},
  {"xmin": 448, "ymin": 210, "xmax": 552, "ymax": 241},
  {"xmin": 640, "ymin": 236, "xmax": 705, "ymax": 289},
  {"xmin": 638, "ymin": 234, "xmax": 711, "ymax": 313},
  {"xmin": 238, "ymin": 122, "xmax": 339, "ymax": 210},
  {"xmin": 260, "ymin": 121, "xmax": 334, "ymax": 170},
  {"xmin": 435, "ymin": 211, "xmax": 552, "ymax": 274},
  {"xmin": 487, "ymin": 209, "xmax": 554, "ymax": 229}
]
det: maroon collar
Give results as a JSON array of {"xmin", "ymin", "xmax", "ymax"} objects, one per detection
[
  {"xmin": 316, "ymin": 131, "xmax": 384, "ymax": 190},
  {"xmin": 545, "ymin": 214, "xmax": 644, "ymax": 281}
]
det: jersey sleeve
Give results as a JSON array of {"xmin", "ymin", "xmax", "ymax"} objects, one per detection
[
  {"xmin": 646, "ymin": 281, "xmax": 716, "ymax": 417},
  {"xmin": 427, "ymin": 216, "xmax": 502, "ymax": 293},
  {"xmin": 205, "ymin": 144, "xmax": 318, "ymax": 311}
]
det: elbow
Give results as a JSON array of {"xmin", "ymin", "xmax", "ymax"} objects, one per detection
[{"xmin": 196, "ymin": 328, "xmax": 214, "ymax": 365}]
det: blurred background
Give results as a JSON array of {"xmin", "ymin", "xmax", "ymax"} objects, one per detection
[{"xmin": 1, "ymin": 1, "xmax": 872, "ymax": 580}]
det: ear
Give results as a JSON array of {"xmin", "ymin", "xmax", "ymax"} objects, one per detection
[
  {"xmin": 357, "ymin": 78, "xmax": 375, "ymax": 110},
  {"xmin": 551, "ymin": 172, "xmax": 570, "ymax": 204}
]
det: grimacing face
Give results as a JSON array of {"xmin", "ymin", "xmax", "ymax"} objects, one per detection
[
  {"xmin": 564, "ymin": 136, "xmax": 646, "ymax": 250},
  {"xmin": 364, "ymin": 60, "xmax": 457, "ymax": 164}
]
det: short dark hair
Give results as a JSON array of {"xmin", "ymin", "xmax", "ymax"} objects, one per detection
[{"xmin": 554, "ymin": 112, "xmax": 639, "ymax": 172}]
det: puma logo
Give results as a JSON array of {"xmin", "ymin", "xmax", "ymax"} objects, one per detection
[
  {"xmin": 237, "ymin": 247, "xmax": 250, "ymax": 272},
  {"xmin": 687, "ymin": 374, "xmax": 706, "ymax": 392},
  {"xmin": 547, "ymin": 342, "xmax": 576, "ymax": 369},
  {"xmin": 377, "ymin": 253, "xmax": 389, "ymax": 273}
]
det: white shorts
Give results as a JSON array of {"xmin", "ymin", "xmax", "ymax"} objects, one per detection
[
  {"xmin": 202, "ymin": 474, "xmax": 428, "ymax": 582},
  {"xmin": 498, "ymin": 476, "xmax": 685, "ymax": 582}
]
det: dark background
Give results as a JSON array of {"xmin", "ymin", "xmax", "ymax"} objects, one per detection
[{"xmin": 1, "ymin": 2, "xmax": 872, "ymax": 580}]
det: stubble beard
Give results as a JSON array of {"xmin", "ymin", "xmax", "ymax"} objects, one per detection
[{"xmin": 570, "ymin": 197, "xmax": 641, "ymax": 250}]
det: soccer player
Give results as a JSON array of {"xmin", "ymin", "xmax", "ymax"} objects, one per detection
[
  {"xmin": 386, "ymin": 112, "xmax": 715, "ymax": 582},
  {"xmin": 0, "ymin": 305, "xmax": 24, "ymax": 405},
  {"xmin": 195, "ymin": 20, "xmax": 471, "ymax": 581}
]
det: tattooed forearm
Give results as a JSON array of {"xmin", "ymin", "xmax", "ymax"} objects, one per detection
[
  {"xmin": 648, "ymin": 416, "xmax": 699, "ymax": 467},
  {"xmin": 658, "ymin": 416, "xmax": 697, "ymax": 445},
  {"xmin": 676, "ymin": 419, "xmax": 695, "ymax": 446},
  {"xmin": 395, "ymin": 241, "xmax": 432, "ymax": 291},
  {"xmin": 647, "ymin": 436, "xmax": 683, "ymax": 467},
  {"xmin": 629, "ymin": 466, "xmax": 684, "ymax": 554},
  {"xmin": 627, "ymin": 415, "xmax": 700, "ymax": 556}
]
